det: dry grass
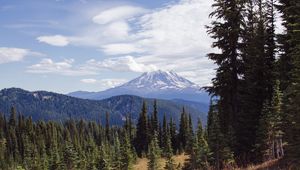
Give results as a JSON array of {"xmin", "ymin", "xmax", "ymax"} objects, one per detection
[
  {"xmin": 235, "ymin": 159, "xmax": 299, "ymax": 170},
  {"xmin": 133, "ymin": 154, "xmax": 189, "ymax": 170}
]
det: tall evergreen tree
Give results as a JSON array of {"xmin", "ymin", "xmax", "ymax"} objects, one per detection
[
  {"xmin": 277, "ymin": 0, "xmax": 300, "ymax": 162},
  {"xmin": 162, "ymin": 113, "xmax": 168, "ymax": 152},
  {"xmin": 134, "ymin": 101, "xmax": 149, "ymax": 156},
  {"xmin": 147, "ymin": 132, "xmax": 161, "ymax": 170},
  {"xmin": 105, "ymin": 112, "xmax": 110, "ymax": 141},
  {"xmin": 164, "ymin": 127, "xmax": 176, "ymax": 170},
  {"xmin": 152, "ymin": 100, "xmax": 159, "ymax": 133},
  {"xmin": 184, "ymin": 119, "xmax": 210, "ymax": 170},
  {"xmin": 207, "ymin": 99, "xmax": 234, "ymax": 169},
  {"xmin": 185, "ymin": 114, "xmax": 194, "ymax": 154},
  {"xmin": 99, "ymin": 142, "xmax": 113, "ymax": 170},
  {"xmin": 178, "ymin": 107, "xmax": 188, "ymax": 152},
  {"xmin": 120, "ymin": 132, "xmax": 134, "ymax": 170},
  {"xmin": 168, "ymin": 117, "xmax": 177, "ymax": 153},
  {"xmin": 206, "ymin": 0, "xmax": 245, "ymax": 155},
  {"xmin": 256, "ymin": 80, "xmax": 284, "ymax": 161}
]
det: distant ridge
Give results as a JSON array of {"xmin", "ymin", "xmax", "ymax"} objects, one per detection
[{"xmin": 0, "ymin": 88, "xmax": 208, "ymax": 126}]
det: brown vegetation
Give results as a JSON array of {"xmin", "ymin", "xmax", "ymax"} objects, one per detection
[{"xmin": 133, "ymin": 154, "xmax": 188, "ymax": 170}]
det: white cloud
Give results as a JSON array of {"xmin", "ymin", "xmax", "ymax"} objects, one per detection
[
  {"xmin": 80, "ymin": 78, "xmax": 127, "ymax": 88},
  {"xmin": 101, "ymin": 21, "xmax": 130, "ymax": 40},
  {"xmin": 94, "ymin": 0, "xmax": 215, "ymax": 85},
  {"xmin": 132, "ymin": 0, "xmax": 213, "ymax": 56},
  {"xmin": 80, "ymin": 78, "xmax": 97, "ymax": 84},
  {"xmin": 98, "ymin": 78, "xmax": 127, "ymax": 88},
  {"xmin": 37, "ymin": 35, "xmax": 69, "ymax": 46},
  {"xmin": 92, "ymin": 6, "xmax": 146, "ymax": 24},
  {"xmin": 27, "ymin": 58, "xmax": 96, "ymax": 76},
  {"xmin": 86, "ymin": 56, "xmax": 157, "ymax": 73},
  {"xmin": 29, "ymin": 0, "xmax": 216, "ymax": 85},
  {"xmin": 0, "ymin": 47, "xmax": 42, "ymax": 64},
  {"xmin": 101, "ymin": 43, "xmax": 143, "ymax": 55}
]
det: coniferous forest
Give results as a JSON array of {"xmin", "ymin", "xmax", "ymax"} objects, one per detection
[{"xmin": 0, "ymin": 0, "xmax": 299, "ymax": 169}]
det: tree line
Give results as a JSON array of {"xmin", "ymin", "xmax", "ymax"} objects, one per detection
[
  {"xmin": 0, "ymin": 100, "xmax": 211, "ymax": 170},
  {"xmin": 206, "ymin": 0, "xmax": 299, "ymax": 168}
]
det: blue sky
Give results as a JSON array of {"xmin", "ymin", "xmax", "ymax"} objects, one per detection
[{"xmin": 0, "ymin": 0, "xmax": 216, "ymax": 93}]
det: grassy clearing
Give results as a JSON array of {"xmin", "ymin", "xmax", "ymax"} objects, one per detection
[{"xmin": 133, "ymin": 154, "xmax": 189, "ymax": 170}]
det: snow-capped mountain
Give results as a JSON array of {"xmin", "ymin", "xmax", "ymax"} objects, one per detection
[
  {"xmin": 69, "ymin": 70, "xmax": 209, "ymax": 103},
  {"xmin": 122, "ymin": 70, "xmax": 198, "ymax": 90}
]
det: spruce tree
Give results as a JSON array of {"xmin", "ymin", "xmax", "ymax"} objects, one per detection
[
  {"xmin": 207, "ymin": 99, "xmax": 234, "ymax": 169},
  {"xmin": 277, "ymin": 0, "xmax": 300, "ymax": 162},
  {"xmin": 147, "ymin": 132, "xmax": 161, "ymax": 170},
  {"xmin": 162, "ymin": 113, "xmax": 168, "ymax": 153},
  {"xmin": 206, "ymin": 0, "xmax": 245, "ymax": 156},
  {"xmin": 63, "ymin": 141, "xmax": 79, "ymax": 170},
  {"xmin": 113, "ymin": 133, "xmax": 122, "ymax": 170},
  {"xmin": 105, "ymin": 112, "xmax": 110, "ymax": 141},
  {"xmin": 178, "ymin": 107, "xmax": 188, "ymax": 152},
  {"xmin": 185, "ymin": 114, "xmax": 194, "ymax": 154},
  {"xmin": 256, "ymin": 80, "xmax": 284, "ymax": 161},
  {"xmin": 255, "ymin": 101, "xmax": 272, "ymax": 161},
  {"xmin": 99, "ymin": 142, "xmax": 113, "ymax": 170},
  {"xmin": 184, "ymin": 119, "xmax": 210, "ymax": 170},
  {"xmin": 134, "ymin": 101, "xmax": 149, "ymax": 156},
  {"xmin": 164, "ymin": 128, "xmax": 176, "ymax": 170},
  {"xmin": 168, "ymin": 118, "xmax": 177, "ymax": 153},
  {"xmin": 120, "ymin": 132, "xmax": 134, "ymax": 170},
  {"xmin": 152, "ymin": 100, "xmax": 159, "ymax": 133}
]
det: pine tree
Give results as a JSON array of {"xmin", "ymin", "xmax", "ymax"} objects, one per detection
[
  {"xmin": 152, "ymin": 100, "xmax": 159, "ymax": 133},
  {"xmin": 7, "ymin": 107, "xmax": 19, "ymax": 162},
  {"xmin": 277, "ymin": 0, "xmax": 300, "ymax": 162},
  {"xmin": 169, "ymin": 117, "xmax": 177, "ymax": 153},
  {"xmin": 105, "ymin": 112, "xmax": 110, "ymax": 141},
  {"xmin": 63, "ymin": 141, "xmax": 79, "ymax": 170},
  {"xmin": 147, "ymin": 132, "xmax": 161, "ymax": 170},
  {"xmin": 184, "ymin": 119, "xmax": 210, "ymax": 170},
  {"xmin": 185, "ymin": 114, "xmax": 194, "ymax": 154},
  {"xmin": 162, "ymin": 113, "xmax": 168, "ymax": 153},
  {"xmin": 120, "ymin": 132, "xmax": 134, "ymax": 170},
  {"xmin": 164, "ymin": 128, "xmax": 176, "ymax": 170},
  {"xmin": 195, "ymin": 119, "xmax": 210, "ymax": 169},
  {"xmin": 99, "ymin": 142, "xmax": 113, "ymax": 170},
  {"xmin": 85, "ymin": 133, "xmax": 98, "ymax": 170},
  {"xmin": 134, "ymin": 101, "xmax": 149, "ymax": 156},
  {"xmin": 207, "ymin": 99, "xmax": 234, "ymax": 169},
  {"xmin": 124, "ymin": 113, "xmax": 133, "ymax": 141},
  {"xmin": 113, "ymin": 133, "xmax": 122, "ymax": 170},
  {"xmin": 0, "ymin": 136, "xmax": 6, "ymax": 169},
  {"xmin": 206, "ymin": 0, "xmax": 245, "ymax": 156},
  {"xmin": 256, "ymin": 80, "xmax": 284, "ymax": 161},
  {"xmin": 178, "ymin": 107, "xmax": 188, "ymax": 152},
  {"xmin": 255, "ymin": 101, "xmax": 272, "ymax": 161}
]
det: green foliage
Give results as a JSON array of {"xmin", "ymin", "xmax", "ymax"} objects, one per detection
[
  {"xmin": 0, "ymin": 102, "xmax": 205, "ymax": 169},
  {"xmin": 134, "ymin": 101, "xmax": 149, "ymax": 156},
  {"xmin": 147, "ymin": 132, "xmax": 161, "ymax": 170},
  {"xmin": 183, "ymin": 119, "xmax": 210, "ymax": 170},
  {"xmin": 207, "ymin": 100, "xmax": 235, "ymax": 169},
  {"xmin": 277, "ymin": 0, "xmax": 300, "ymax": 162},
  {"xmin": 178, "ymin": 107, "xmax": 189, "ymax": 152},
  {"xmin": 120, "ymin": 132, "xmax": 135, "ymax": 170},
  {"xmin": 164, "ymin": 125, "xmax": 176, "ymax": 170}
]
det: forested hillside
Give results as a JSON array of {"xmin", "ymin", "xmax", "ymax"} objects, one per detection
[
  {"xmin": 0, "ymin": 88, "xmax": 207, "ymax": 126},
  {"xmin": 0, "ymin": 103, "xmax": 206, "ymax": 170}
]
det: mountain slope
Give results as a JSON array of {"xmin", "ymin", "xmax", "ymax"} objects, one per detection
[
  {"xmin": 69, "ymin": 70, "xmax": 209, "ymax": 103},
  {"xmin": 0, "ymin": 88, "xmax": 207, "ymax": 126}
]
